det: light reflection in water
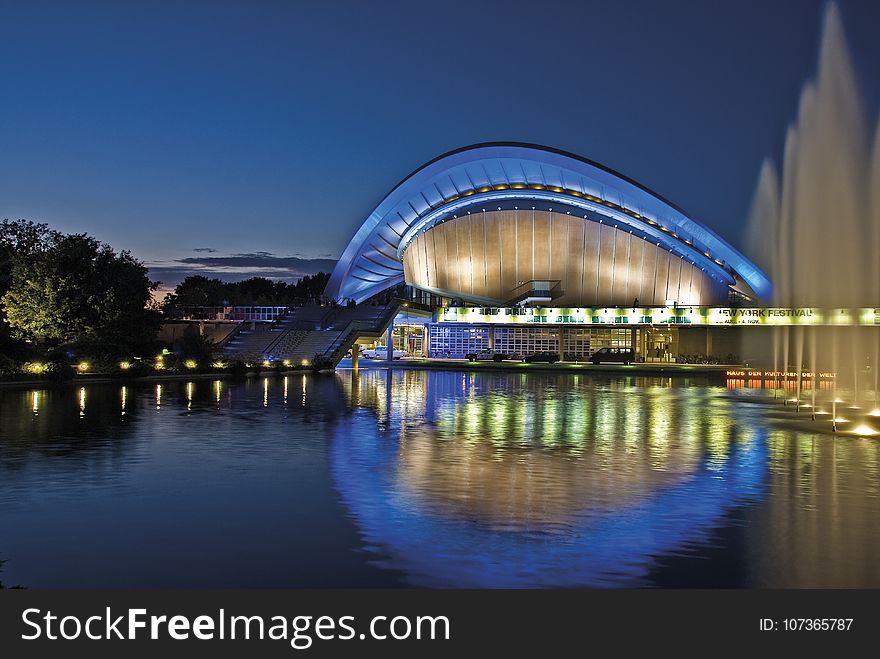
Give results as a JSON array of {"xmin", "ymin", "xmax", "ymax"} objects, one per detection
[
  {"xmin": 331, "ymin": 369, "xmax": 773, "ymax": 587},
  {"xmin": 3, "ymin": 371, "xmax": 879, "ymax": 588}
]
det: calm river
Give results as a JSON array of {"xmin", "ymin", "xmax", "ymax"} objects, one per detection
[{"xmin": 2, "ymin": 368, "xmax": 879, "ymax": 588}]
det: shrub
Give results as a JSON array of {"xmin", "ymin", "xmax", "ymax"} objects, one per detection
[
  {"xmin": 227, "ymin": 360, "xmax": 249, "ymax": 377},
  {"xmin": 46, "ymin": 360, "xmax": 75, "ymax": 382},
  {"xmin": 111, "ymin": 359, "xmax": 151, "ymax": 377},
  {"xmin": 0, "ymin": 354, "xmax": 16, "ymax": 376},
  {"xmin": 310, "ymin": 354, "xmax": 336, "ymax": 371}
]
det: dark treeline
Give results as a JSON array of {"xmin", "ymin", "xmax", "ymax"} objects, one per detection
[
  {"xmin": 1, "ymin": 219, "xmax": 160, "ymax": 363},
  {"xmin": 162, "ymin": 273, "xmax": 331, "ymax": 309}
]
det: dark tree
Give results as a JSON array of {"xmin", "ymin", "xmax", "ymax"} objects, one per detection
[
  {"xmin": 0, "ymin": 220, "xmax": 63, "ymax": 357},
  {"xmin": 0, "ymin": 220, "xmax": 60, "ymax": 289},
  {"xmin": 176, "ymin": 324, "xmax": 217, "ymax": 361},
  {"xmin": 1, "ymin": 232, "xmax": 160, "ymax": 354},
  {"xmin": 229, "ymin": 277, "xmax": 280, "ymax": 305},
  {"xmin": 162, "ymin": 275, "xmax": 229, "ymax": 308},
  {"xmin": 288, "ymin": 272, "xmax": 330, "ymax": 302},
  {"xmin": 163, "ymin": 272, "xmax": 332, "ymax": 310}
]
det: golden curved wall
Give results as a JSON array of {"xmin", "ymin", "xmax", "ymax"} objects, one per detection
[{"xmin": 401, "ymin": 210, "xmax": 729, "ymax": 306}]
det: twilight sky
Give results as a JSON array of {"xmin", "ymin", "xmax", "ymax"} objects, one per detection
[{"xmin": 1, "ymin": 0, "xmax": 879, "ymax": 289}]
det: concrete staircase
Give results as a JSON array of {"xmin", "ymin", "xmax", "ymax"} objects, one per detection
[
  {"xmin": 222, "ymin": 301, "xmax": 400, "ymax": 366},
  {"xmin": 318, "ymin": 303, "xmax": 401, "ymax": 364},
  {"xmin": 273, "ymin": 330, "xmax": 342, "ymax": 364},
  {"xmin": 221, "ymin": 323, "xmax": 287, "ymax": 359}
]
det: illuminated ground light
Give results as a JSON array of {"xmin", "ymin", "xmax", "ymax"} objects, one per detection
[
  {"xmin": 833, "ymin": 417, "xmax": 849, "ymax": 423},
  {"xmin": 28, "ymin": 363, "xmax": 45, "ymax": 374},
  {"xmin": 813, "ymin": 410, "xmax": 830, "ymax": 415},
  {"xmin": 263, "ymin": 360, "xmax": 272, "ymax": 368},
  {"xmin": 118, "ymin": 361, "xmax": 130, "ymax": 370},
  {"xmin": 869, "ymin": 409, "xmax": 880, "ymax": 417},
  {"xmin": 212, "ymin": 361, "xmax": 226, "ymax": 369},
  {"xmin": 850, "ymin": 424, "xmax": 879, "ymax": 437},
  {"xmin": 301, "ymin": 359, "xmax": 310, "ymax": 367},
  {"xmin": 184, "ymin": 359, "xmax": 198, "ymax": 369},
  {"xmin": 282, "ymin": 359, "xmax": 291, "ymax": 367},
  {"xmin": 78, "ymin": 362, "xmax": 89, "ymax": 372}
]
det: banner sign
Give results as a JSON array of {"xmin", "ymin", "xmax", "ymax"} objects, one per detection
[{"xmin": 438, "ymin": 307, "xmax": 880, "ymax": 327}]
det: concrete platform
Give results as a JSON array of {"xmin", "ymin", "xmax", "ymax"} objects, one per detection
[{"xmin": 338, "ymin": 357, "xmax": 742, "ymax": 377}]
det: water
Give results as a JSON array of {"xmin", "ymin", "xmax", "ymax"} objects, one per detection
[{"xmin": 2, "ymin": 369, "xmax": 880, "ymax": 588}]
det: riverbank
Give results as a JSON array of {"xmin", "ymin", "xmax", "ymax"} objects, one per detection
[
  {"xmin": 4, "ymin": 365, "xmax": 877, "ymax": 589},
  {"xmin": 0, "ymin": 367, "xmax": 331, "ymax": 391},
  {"xmin": 1, "ymin": 358, "xmax": 746, "ymax": 390},
  {"xmin": 341, "ymin": 357, "xmax": 742, "ymax": 378}
]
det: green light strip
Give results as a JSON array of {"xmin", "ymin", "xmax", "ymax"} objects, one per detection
[{"xmin": 438, "ymin": 307, "xmax": 880, "ymax": 327}]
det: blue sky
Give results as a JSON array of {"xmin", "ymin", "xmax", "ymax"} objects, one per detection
[{"xmin": 1, "ymin": 0, "xmax": 878, "ymax": 289}]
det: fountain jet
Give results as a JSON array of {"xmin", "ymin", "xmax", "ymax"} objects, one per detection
[{"xmin": 745, "ymin": 3, "xmax": 880, "ymax": 418}]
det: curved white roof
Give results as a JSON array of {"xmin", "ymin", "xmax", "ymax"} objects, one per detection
[{"xmin": 326, "ymin": 143, "xmax": 771, "ymax": 303}]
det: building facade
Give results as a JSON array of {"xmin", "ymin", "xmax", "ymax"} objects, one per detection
[{"xmin": 327, "ymin": 143, "xmax": 774, "ymax": 362}]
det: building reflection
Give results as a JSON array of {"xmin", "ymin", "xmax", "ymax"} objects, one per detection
[
  {"xmin": 746, "ymin": 431, "xmax": 880, "ymax": 587},
  {"xmin": 4, "ymin": 372, "xmax": 880, "ymax": 587},
  {"xmin": 332, "ymin": 369, "xmax": 768, "ymax": 587}
]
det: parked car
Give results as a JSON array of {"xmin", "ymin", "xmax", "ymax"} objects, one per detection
[
  {"xmin": 523, "ymin": 352, "xmax": 559, "ymax": 364},
  {"xmin": 362, "ymin": 346, "xmax": 407, "ymax": 360},
  {"xmin": 589, "ymin": 347, "xmax": 635, "ymax": 365},
  {"xmin": 465, "ymin": 350, "xmax": 507, "ymax": 362}
]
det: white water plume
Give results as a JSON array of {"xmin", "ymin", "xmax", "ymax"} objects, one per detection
[{"xmin": 744, "ymin": 2, "xmax": 880, "ymax": 422}]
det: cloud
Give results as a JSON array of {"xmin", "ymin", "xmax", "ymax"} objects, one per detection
[
  {"xmin": 192, "ymin": 247, "xmax": 217, "ymax": 253},
  {"xmin": 177, "ymin": 253, "xmax": 337, "ymax": 271},
  {"xmin": 147, "ymin": 252, "xmax": 338, "ymax": 294}
]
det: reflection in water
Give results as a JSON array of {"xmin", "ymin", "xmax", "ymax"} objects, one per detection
[
  {"xmin": 0, "ymin": 375, "xmax": 397, "ymax": 588},
  {"xmin": 750, "ymin": 431, "xmax": 880, "ymax": 586},
  {"xmin": 333, "ymin": 371, "xmax": 768, "ymax": 586},
  {"xmin": 0, "ymin": 370, "xmax": 879, "ymax": 588},
  {"xmin": 333, "ymin": 369, "xmax": 880, "ymax": 587}
]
